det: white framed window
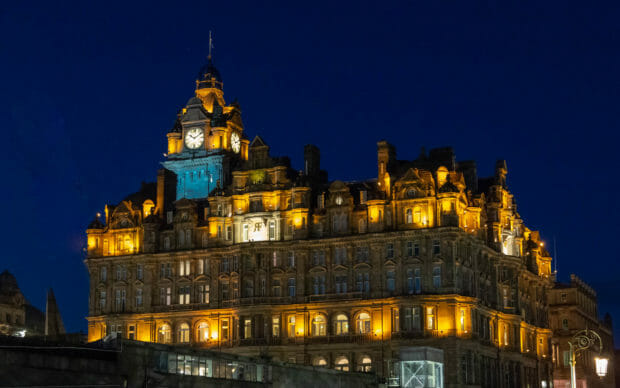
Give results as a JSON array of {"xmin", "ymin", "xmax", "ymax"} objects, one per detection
[{"xmin": 242, "ymin": 224, "xmax": 249, "ymax": 242}]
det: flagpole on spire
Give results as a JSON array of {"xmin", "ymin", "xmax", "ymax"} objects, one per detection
[{"xmin": 208, "ymin": 30, "xmax": 213, "ymax": 60}]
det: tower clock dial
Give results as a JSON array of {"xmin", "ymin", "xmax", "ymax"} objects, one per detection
[
  {"xmin": 185, "ymin": 128, "xmax": 204, "ymax": 149},
  {"xmin": 231, "ymin": 132, "xmax": 240, "ymax": 153}
]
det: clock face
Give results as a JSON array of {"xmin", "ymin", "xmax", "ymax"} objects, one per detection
[
  {"xmin": 185, "ymin": 128, "xmax": 204, "ymax": 149},
  {"xmin": 231, "ymin": 132, "xmax": 240, "ymax": 153}
]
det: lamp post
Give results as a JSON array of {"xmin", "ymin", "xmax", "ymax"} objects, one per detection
[{"xmin": 568, "ymin": 328, "xmax": 609, "ymax": 388}]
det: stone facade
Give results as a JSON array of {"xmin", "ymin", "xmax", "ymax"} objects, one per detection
[
  {"xmin": 549, "ymin": 275, "xmax": 615, "ymax": 388},
  {"xmin": 85, "ymin": 57, "xmax": 556, "ymax": 387},
  {"xmin": 0, "ymin": 270, "xmax": 44, "ymax": 337}
]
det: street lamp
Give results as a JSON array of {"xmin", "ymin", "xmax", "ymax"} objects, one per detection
[{"xmin": 568, "ymin": 328, "xmax": 609, "ymax": 388}]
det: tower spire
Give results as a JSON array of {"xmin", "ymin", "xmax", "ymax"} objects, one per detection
[{"xmin": 208, "ymin": 30, "xmax": 213, "ymax": 60}]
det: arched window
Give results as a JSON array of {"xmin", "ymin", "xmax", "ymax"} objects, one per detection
[
  {"xmin": 356, "ymin": 312, "xmax": 371, "ymax": 334},
  {"xmin": 313, "ymin": 356, "xmax": 328, "ymax": 367},
  {"xmin": 197, "ymin": 322, "xmax": 210, "ymax": 342},
  {"xmin": 406, "ymin": 209, "xmax": 413, "ymax": 224},
  {"xmin": 358, "ymin": 356, "xmax": 372, "ymax": 372},
  {"xmin": 312, "ymin": 315, "xmax": 327, "ymax": 336},
  {"xmin": 335, "ymin": 356, "xmax": 349, "ymax": 371},
  {"xmin": 157, "ymin": 323, "xmax": 171, "ymax": 344},
  {"xmin": 178, "ymin": 323, "xmax": 190, "ymax": 343},
  {"xmin": 335, "ymin": 314, "xmax": 349, "ymax": 335}
]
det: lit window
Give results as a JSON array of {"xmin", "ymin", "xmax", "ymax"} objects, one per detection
[
  {"xmin": 426, "ymin": 307, "xmax": 435, "ymax": 330},
  {"xmin": 197, "ymin": 322, "xmax": 209, "ymax": 342},
  {"xmin": 392, "ymin": 308, "xmax": 400, "ymax": 332},
  {"xmin": 357, "ymin": 312, "xmax": 371, "ymax": 334},
  {"xmin": 178, "ymin": 323, "xmax": 190, "ymax": 343},
  {"xmin": 221, "ymin": 320, "xmax": 229, "ymax": 340},
  {"xmin": 288, "ymin": 315, "xmax": 296, "ymax": 337},
  {"xmin": 358, "ymin": 356, "xmax": 372, "ymax": 372},
  {"xmin": 312, "ymin": 315, "xmax": 327, "ymax": 336},
  {"xmin": 272, "ymin": 316, "xmax": 280, "ymax": 337},
  {"xmin": 158, "ymin": 324, "xmax": 171, "ymax": 343},
  {"xmin": 335, "ymin": 314, "xmax": 349, "ymax": 335},
  {"xmin": 243, "ymin": 318, "xmax": 252, "ymax": 339},
  {"xmin": 406, "ymin": 209, "xmax": 413, "ymax": 224},
  {"xmin": 313, "ymin": 357, "xmax": 327, "ymax": 367},
  {"xmin": 242, "ymin": 224, "xmax": 249, "ymax": 242},
  {"xmin": 335, "ymin": 356, "xmax": 349, "ymax": 371}
]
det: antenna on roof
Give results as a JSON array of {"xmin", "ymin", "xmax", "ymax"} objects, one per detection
[{"xmin": 208, "ymin": 30, "xmax": 214, "ymax": 60}]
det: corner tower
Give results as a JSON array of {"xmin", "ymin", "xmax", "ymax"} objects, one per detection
[{"xmin": 162, "ymin": 56, "xmax": 249, "ymax": 200}]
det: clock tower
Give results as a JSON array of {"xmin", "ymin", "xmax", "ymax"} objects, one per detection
[{"xmin": 162, "ymin": 57, "xmax": 248, "ymax": 200}]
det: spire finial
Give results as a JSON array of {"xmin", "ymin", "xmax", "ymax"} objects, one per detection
[{"xmin": 208, "ymin": 30, "xmax": 214, "ymax": 60}]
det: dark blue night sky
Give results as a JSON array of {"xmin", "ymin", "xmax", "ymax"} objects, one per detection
[{"xmin": 1, "ymin": 1, "xmax": 619, "ymax": 341}]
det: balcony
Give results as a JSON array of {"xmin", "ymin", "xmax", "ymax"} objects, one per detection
[{"xmin": 308, "ymin": 292, "xmax": 363, "ymax": 302}]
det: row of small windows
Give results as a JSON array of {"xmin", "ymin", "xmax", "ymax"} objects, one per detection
[{"xmin": 99, "ymin": 265, "xmax": 442, "ymax": 311}]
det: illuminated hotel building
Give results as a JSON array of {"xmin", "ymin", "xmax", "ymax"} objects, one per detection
[{"xmin": 85, "ymin": 56, "xmax": 555, "ymax": 387}]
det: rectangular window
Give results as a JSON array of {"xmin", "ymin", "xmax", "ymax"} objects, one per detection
[
  {"xmin": 432, "ymin": 266, "xmax": 441, "ymax": 288},
  {"xmin": 136, "ymin": 288, "xmax": 143, "ymax": 307},
  {"xmin": 197, "ymin": 259, "xmax": 204, "ymax": 275},
  {"xmin": 242, "ymin": 224, "xmax": 249, "ymax": 242},
  {"xmin": 221, "ymin": 320, "xmax": 229, "ymax": 340},
  {"xmin": 272, "ymin": 316, "xmax": 280, "ymax": 337},
  {"xmin": 99, "ymin": 290, "xmax": 106, "ymax": 310},
  {"xmin": 288, "ymin": 316, "xmax": 296, "ymax": 337},
  {"xmin": 392, "ymin": 308, "xmax": 400, "ymax": 332},
  {"xmin": 413, "ymin": 307, "xmax": 421, "ymax": 330},
  {"xmin": 166, "ymin": 211, "xmax": 173, "ymax": 224},
  {"xmin": 356, "ymin": 246, "xmax": 369, "ymax": 263},
  {"xmin": 100, "ymin": 267, "xmax": 107, "ymax": 282},
  {"xmin": 198, "ymin": 284, "xmax": 210, "ymax": 304},
  {"xmin": 226, "ymin": 225, "xmax": 232, "ymax": 241},
  {"xmin": 244, "ymin": 318, "xmax": 252, "ymax": 339},
  {"xmin": 386, "ymin": 243, "xmax": 394, "ymax": 259},
  {"xmin": 406, "ymin": 241, "xmax": 413, "ymax": 257},
  {"xmin": 312, "ymin": 250, "xmax": 325, "ymax": 266},
  {"xmin": 136, "ymin": 264, "xmax": 143, "ymax": 280},
  {"xmin": 406, "ymin": 269, "xmax": 414, "ymax": 294},
  {"xmin": 414, "ymin": 268, "xmax": 421, "ymax": 294},
  {"xmin": 312, "ymin": 275, "xmax": 326, "ymax": 295},
  {"xmin": 356, "ymin": 272, "xmax": 370, "ymax": 294},
  {"xmin": 287, "ymin": 251, "xmax": 295, "ymax": 268},
  {"xmin": 432, "ymin": 240, "xmax": 440, "ymax": 255},
  {"xmin": 272, "ymin": 251, "xmax": 280, "ymax": 267},
  {"xmin": 272, "ymin": 279, "xmax": 281, "ymax": 297},
  {"xmin": 414, "ymin": 243, "xmax": 420, "ymax": 256},
  {"xmin": 179, "ymin": 260, "xmax": 191, "ymax": 276},
  {"xmin": 178, "ymin": 286, "xmax": 190, "ymax": 304},
  {"xmin": 288, "ymin": 278, "xmax": 296, "ymax": 297},
  {"xmin": 221, "ymin": 282, "xmax": 229, "ymax": 300},
  {"xmin": 335, "ymin": 275, "xmax": 347, "ymax": 294},
  {"xmin": 269, "ymin": 221, "xmax": 275, "ymax": 240},
  {"xmin": 386, "ymin": 270, "xmax": 396, "ymax": 292},
  {"xmin": 128, "ymin": 325, "xmax": 135, "ymax": 340},
  {"xmin": 426, "ymin": 306, "xmax": 435, "ymax": 330}
]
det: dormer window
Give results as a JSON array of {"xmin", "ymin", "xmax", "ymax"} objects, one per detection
[
  {"xmin": 407, "ymin": 188, "xmax": 416, "ymax": 198},
  {"xmin": 335, "ymin": 195, "xmax": 343, "ymax": 206}
]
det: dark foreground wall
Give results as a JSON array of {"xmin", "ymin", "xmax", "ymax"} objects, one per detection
[{"xmin": 0, "ymin": 336, "xmax": 379, "ymax": 388}]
